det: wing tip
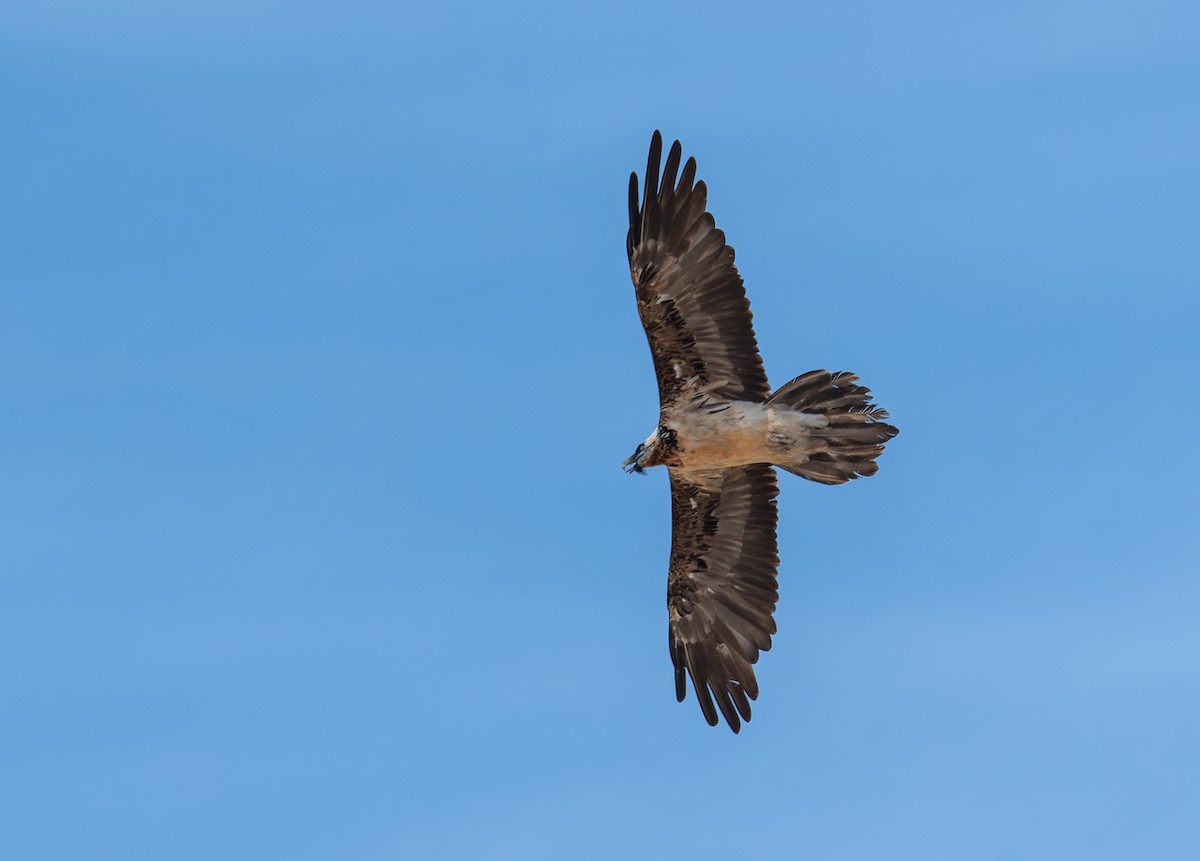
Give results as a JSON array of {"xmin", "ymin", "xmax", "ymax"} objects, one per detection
[
  {"xmin": 645, "ymin": 131, "xmax": 663, "ymax": 205},
  {"xmin": 628, "ymin": 171, "xmax": 639, "ymax": 232}
]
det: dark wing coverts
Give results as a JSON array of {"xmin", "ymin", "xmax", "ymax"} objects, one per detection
[
  {"xmin": 668, "ymin": 465, "xmax": 780, "ymax": 732},
  {"xmin": 627, "ymin": 131, "xmax": 770, "ymax": 407}
]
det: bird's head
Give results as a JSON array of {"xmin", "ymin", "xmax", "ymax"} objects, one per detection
[
  {"xmin": 622, "ymin": 442, "xmax": 649, "ymax": 474},
  {"xmin": 623, "ymin": 426, "xmax": 677, "ymax": 473}
]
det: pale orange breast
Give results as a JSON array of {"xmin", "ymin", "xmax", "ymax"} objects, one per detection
[{"xmin": 672, "ymin": 404, "xmax": 773, "ymax": 470}]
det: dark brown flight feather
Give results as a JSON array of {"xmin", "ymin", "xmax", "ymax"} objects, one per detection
[
  {"xmin": 627, "ymin": 130, "xmax": 770, "ymax": 408},
  {"xmin": 667, "ymin": 465, "xmax": 780, "ymax": 733}
]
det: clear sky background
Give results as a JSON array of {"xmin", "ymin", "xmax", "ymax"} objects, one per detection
[{"xmin": 3, "ymin": 1, "xmax": 1199, "ymax": 859}]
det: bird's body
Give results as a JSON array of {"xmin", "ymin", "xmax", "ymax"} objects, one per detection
[
  {"xmin": 624, "ymin": 131, "xmax": 899, "ymax": 732},
  {"xmin": 631, "ymin": 402, "xmax": 835, "ymax": 472}
]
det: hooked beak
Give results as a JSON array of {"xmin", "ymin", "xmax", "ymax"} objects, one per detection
[{"xmin": 622, "ymin": 444, "xmax": 646, "ymax": 474}]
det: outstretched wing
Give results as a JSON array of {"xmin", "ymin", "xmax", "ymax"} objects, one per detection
[
  {"xmin": 627, "ymin": 131, "xmax": 770, "ymax": 409},
  {"xmin": 667, "ymin": 464, "xmax": 780, "ymax": 733}
]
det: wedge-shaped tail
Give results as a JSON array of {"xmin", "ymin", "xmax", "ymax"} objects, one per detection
[{"xmin": 766, "ymin": 370, "xmax": 899, "ymax": 485}]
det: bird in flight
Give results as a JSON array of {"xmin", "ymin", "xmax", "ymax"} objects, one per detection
[{"xmin": 624, "ymin": 131, "xmax": 899, "ymax": 733}]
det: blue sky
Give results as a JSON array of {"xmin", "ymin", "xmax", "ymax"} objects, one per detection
[{"xmin": 3, "ymin": 1, "xmax": 1199, "ymax": 858}]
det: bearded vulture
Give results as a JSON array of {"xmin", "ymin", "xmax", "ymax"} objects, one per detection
[{"xmin": 623, "ymin": 131, "xmax": 899, "ymax": 733}]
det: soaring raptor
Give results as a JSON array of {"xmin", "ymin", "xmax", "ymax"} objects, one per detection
[{"xmin": 624, "ymin": 131, "xmax": 899, "ymax": 733}]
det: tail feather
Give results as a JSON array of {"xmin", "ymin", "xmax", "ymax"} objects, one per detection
[{"xmin": 767, "ymin": 370, "xmax": 898, "ymax": 485}]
